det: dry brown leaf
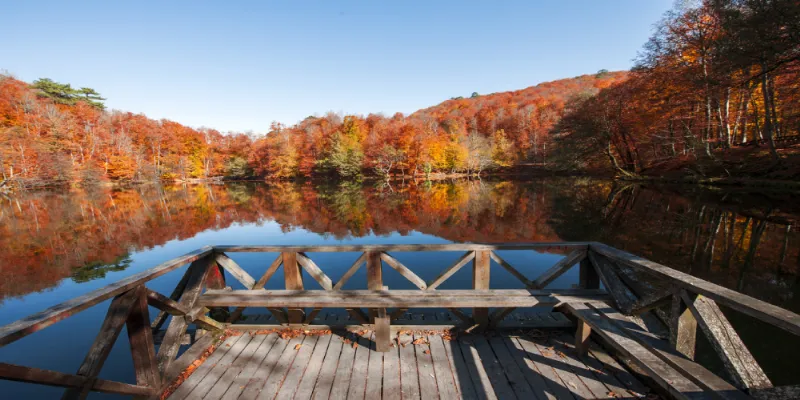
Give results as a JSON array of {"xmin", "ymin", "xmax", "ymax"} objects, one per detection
[
  {"xmin": 294, "ymin": 344, "xmax": 302, "ymax": 350},
  {"xmin": 423, "ymin": 349, "xmax": 431, "ymax": 354}
]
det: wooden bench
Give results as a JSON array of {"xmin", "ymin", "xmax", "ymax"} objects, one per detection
[
  {"xmin": 563, "ymin": 302, "xmax": 752, "ymax": 400},
  {"xmin": 199, "ymin": 288, "xmax": 609, "ymax": 351}
]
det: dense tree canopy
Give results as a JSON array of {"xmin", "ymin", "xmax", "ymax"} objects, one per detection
[
  {"xmin": 0, "ymin": 72, "xmax": 625, "ymax": 186},
  {"xmin": 553, "ymin": 0, "xmax": 800, "ymax": 176},
  {"xmin": 1, "ymin": 0, "xmax": 797, "ymax": 185}
]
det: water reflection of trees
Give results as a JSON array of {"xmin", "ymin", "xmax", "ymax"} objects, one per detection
[
  {"xmin": 0, "ymin": 180, "xmax": 797, "ymax": 312},
  {"xmin": 548, "ymin": 182, "xmax": 800, "ymax": 312}
]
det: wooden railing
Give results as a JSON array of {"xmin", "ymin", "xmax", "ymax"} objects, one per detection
[
  {"xmin": 1, "ymin": 242, "xmax": 799, "ymax": 398},
  {"xmin": 584, "ymin": 243, "xmax": 800, "ymax": 396}
]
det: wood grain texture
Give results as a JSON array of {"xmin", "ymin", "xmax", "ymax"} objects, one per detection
[
  {"xmin": 380, "ymin": 252, "xmax": 427, "ymax": 290},
  {"xmin": 426, "ymin": 251, "xmax": 475, "ymax": 290},
  {"xmin": 62, "ymin": 288, "xmax": 139, "ymax": 399},
  {"xmin": 532, "ymin": 248, "xmax": 586, "ymax": 289},
  {"xmin": 282, "ymin": 252, "xmax": 305, "ymax": 324},
  {"xmin": 0, "ymin": 363, "xmax": 153, "ymax": 397},
  {"xmin": 296, "ymin": 252, "xmax": 333, "ymax": 291},
  {"xmin": 680, "ymin": 292, "xmax": 772, "ymax": 391},
  {"xmin": 592, "ymin": 242, "xmax": 800, "ymax": 336},
  {"xmin": 0, "ymin": 246, "xmax": 213, "ymax": 347},
  {"xmin": 472, "ymin": 251, "xmax": 490, "ymax": 330},
  {"xmin": 214, "ymin": 253, "xmax": 256, "ymax": 289},
  {"xmin": 157, "ymin": 256, "xmax": 214, "ymax": 376},
  {"xmin": 215, "ymin": 243, "xmax": 590, "ymax": 253}
]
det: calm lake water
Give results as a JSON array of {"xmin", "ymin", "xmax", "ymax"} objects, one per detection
[{"xmin": 1, "ymin": 178, "xmax": 798, "ymax": 397}]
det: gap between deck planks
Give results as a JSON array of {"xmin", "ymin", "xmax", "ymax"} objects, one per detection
[{"xmin": 164, "ymin": 328, "xmax": 651, "ymax": 399}]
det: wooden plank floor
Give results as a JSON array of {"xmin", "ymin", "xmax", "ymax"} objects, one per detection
[{"xmin": 167, "ymin": 330, "xmax": 654, "ymax": 400}]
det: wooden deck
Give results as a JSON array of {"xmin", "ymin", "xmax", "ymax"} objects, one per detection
[
  {"xmin": 4, "ymin": 242, "xmax": 800, "ymax": 399},
  {"xmin": 167, "ymin": 329, "xmax": 651, "ymax": 400}
]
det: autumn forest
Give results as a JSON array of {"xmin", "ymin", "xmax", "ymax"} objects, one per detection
[{"xmin": 2, "ymin": 0, "xmax": 798, "ymax": 189}]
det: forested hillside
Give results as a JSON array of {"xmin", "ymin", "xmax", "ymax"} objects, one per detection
[
  {"xmin": 1, "ymin": 0, "xmax": 798, "ymax": 187},
  {"xmin": 553, "ymin": 0, "xmax": 800, "ymax": 179},
  {"xmin": 0, "ymin": 72, "xmax": 625, "ymax": 187}
]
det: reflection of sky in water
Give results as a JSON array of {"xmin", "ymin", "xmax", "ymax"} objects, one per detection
[{"xmin": 0, "ymin": 220, "xmax": 574, "ymax": 399}]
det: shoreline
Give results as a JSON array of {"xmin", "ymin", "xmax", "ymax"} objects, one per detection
[{"xmin": 3, "ymin": 171, "xmax": 799, "ymax": 193}]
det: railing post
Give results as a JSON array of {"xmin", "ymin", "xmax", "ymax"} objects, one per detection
[
  {"xmin": 126, "ymin": 285, "xmax": 160, "ymax": 391},
  {"xmin": 575, "ymin": 319, "xmax": 591, "ymax": 356},
  {"xmin": 670, "ymin": 292, "xmax": 697, "ymax": 359},
  {"xmin": 579, "ymin": 250, "xmax": 600, "ymax": 289},
  {"xmin": 366, "ymin": 251, "xmax": 383, "ymax": 323},
  {"xmin": 473, "ymin": 250, "xmax": 490, "ymax": 331},
  {"xmin": 282, "ymin": 252, "xmax": 305, "ymax": 325}
]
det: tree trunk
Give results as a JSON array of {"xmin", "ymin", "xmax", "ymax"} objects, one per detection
[{"xmin": 760, "ymin": 64, "xmax": 779, "ymax": 162}]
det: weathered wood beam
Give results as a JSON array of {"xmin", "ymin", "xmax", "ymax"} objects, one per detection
[
  {"xmin": 605, "ymin": 258, "xmax": 673, "ymax": 326},
  {"xmin": 126, "ymin": 286, "xmax": 160, "ymax": 392},
  {"xmin": 0, "ymin": 363, "xmax": 154, "ymax": 397},
  {"xmin": 592, "ymin": 242, "xmax": 800, "ymax": 337},
  {"xmin": 255, "ymin": 254, "xmax": 284, "ymax": 288},
  {"xmin": 670, "ymin": 292, "xmax": 698, "ymax": 359},
  {"xmin": 214, "ymin": 253, "xmax": 256, "ymax": 289},
  {"xmin": 146, "ymin": 289, "xmax": 189, "ymax": 316},
  {"xmin": 680, "ymin": 292, "xmax": 772, "ymax": 391},
  {"xmin": 150, "ymin": 265, "xmax": 192, "ymax": 331},
  {"xmin": 562, "ymin": 302, "xmax": 706, "ymax": 399},
  {"xmin": 587, "ymin": 303, "xmax": 750, "ymax": 400},
  {"xmin": 62, "ymin": 288, "xmax": 140, "ymax": 399},
  {"xmin": 156, "ymin": 256, "xmax": 213, "ymax": 376},
  {"xmin": 587, "ymin": 251, "xmax": 638, "ymax": 314},
  {"xmin": 531, "ymin": 249, "xmax": 587, "ymax": 289},
  {"xmin": 375, "ymin": 308, "xmax": 390, "ymax": 352},
  {"xmin": 192, "ymin": 314, "xmax": 225, "ymax": 332},
  {"xmin": 214, "ymin": 243, "xmax": 591, "ymax": 253},
  {"xmin": 574, "ymin": 319, "xmax": 591, "ymax": 356},
  {"xmin": 282, "ymin": 252, "xmax": 305, "ymax": 325},
  {"xmin": 751, "ymin": 385, "xmax": 800, "ymax": 400},
  {"xmin": 489, "ymin": 251, "xmax": 535, "ymax": 287},
  {"xmin": 296, "ymin": 252, "xmax": 333, "ymax": 290},
  {"xmin": 229, "ymin": 254, "xmax": 283, "ymax": 323},
  {"xmin": 426, "ymin": 251, "xmax": 475, "ymax": 290},
  {"xmin": 473, "ymin": 251, "xmax": 490, "ymax": 331},
  {"xmin": 199, "ymin": 290, "xmax": 563, "ymax": 308},
  {"xmin": 631, "ymin": 291, "xmax": 674, "ymax": 316},
  {"xmin": 366, "ymin": 251, "xmax": 382, "ymax": 324},
  {"xmin": 380, "ymin": 252, "xmax": 427, "ymax": 290},
  {"xmin": 333, "ymin": 252, "xmax": 366, "ymax": 290},
  {"xmin": 204, "ymin": 288, "xmax": 604, "ymax": 296},
  {"xmin": 579, "ymin": 254, "xmax": 600, "ymax": 289},
  {"xmin": 159, "ymin": 330, "xmax": 225, "ymax": 391},
  {"xmin": 0, "ymin": 246, "xmax": 213, "ymax": 347}
]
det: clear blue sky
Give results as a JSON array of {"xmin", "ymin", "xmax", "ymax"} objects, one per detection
[{"xmin": 2, "ymin": 1, "xmax": 672, "ymax": 133}]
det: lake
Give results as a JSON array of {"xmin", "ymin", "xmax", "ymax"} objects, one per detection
[{"xmin": 1, "ymin": 178, "xmax": 799, "ymax": 397}]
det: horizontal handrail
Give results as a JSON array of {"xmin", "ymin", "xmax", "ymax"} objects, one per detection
[
  {"xmin": 0, "ymin": 246, "xmax": 214, "ymax": 347},
  {"xmin": 590, "ymin": 242, "xmax": 800, "ymax": 337},
  {"xmin": 212, "ymin": 242, "xmax": 590, "ymax": 253}
]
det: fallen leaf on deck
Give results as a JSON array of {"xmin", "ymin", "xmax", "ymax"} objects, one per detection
[{"xmin": 294, "ymin": 344, "xmax": 302, "ymax": 350}]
